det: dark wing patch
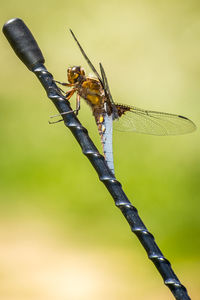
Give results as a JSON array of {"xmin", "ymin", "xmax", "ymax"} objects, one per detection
[{"xmin": 114, "ymin": 104, "xmax": 196, "ymax": 135}]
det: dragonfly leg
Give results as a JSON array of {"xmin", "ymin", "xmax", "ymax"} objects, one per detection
[
  {"xmin": 49, "ymin": 108, "xmax": 79, "ymax": 123},
  {"xmin": 75, "ymin": 94, "xmax": 80, "ymax": 115},
  {"xmin": 54, "ymin": 80, "xmax": 74, "ymax": 87},
  {"xmin": 48, "ymin": 118, "xmax": 64, "ymax": 124},
  {"xmin": 65, "ymin": 88, "xmax": 76, "ymax": 100},
  {"xmin": 49, "ymin": 107, "xmax": 79, "ymax": 124},
  {"xmin": 49, "ymin": 88, "xmax": 80, "ymax": 122}
]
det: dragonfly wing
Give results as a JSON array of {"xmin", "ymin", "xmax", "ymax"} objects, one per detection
[
  {"xmin": 99, "ymin": 63, "xmax": 118, "ymax": 119},
  {"xmin": 70, "ymin": 30, "xmax": 118, "ymax": 118},
  {"xmin": 99, "ymin": 63, "xmax": 114, "ymax": 104},
  {"xmin": 70, "ymin": 29, "xmax": 105, "ymax": 89},
  {"xmin": 113, "ymin": 104, "xmax": 196, "ymax": 135}
]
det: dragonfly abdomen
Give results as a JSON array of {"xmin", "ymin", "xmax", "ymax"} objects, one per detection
[{"xmin": 96, "ymin": 112, "xmax": 114, "ymax": 174}]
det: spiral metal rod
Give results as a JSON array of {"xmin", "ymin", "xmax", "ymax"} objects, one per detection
[
  {"xmin": 2, "ymin": 18, "xmax": 191, "ymax": 300},
  {"xmin": 33, "ymin": 65, "xmax": 190, "ymax": 300}
]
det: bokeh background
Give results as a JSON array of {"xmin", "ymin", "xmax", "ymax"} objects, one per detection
[{"xmin": 1, "ymin": 1, "xmax": 200, "ymax": 299}]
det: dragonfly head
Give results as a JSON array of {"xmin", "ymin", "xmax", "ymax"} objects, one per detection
[{"xmin": 67, "ymin": 66, "xmax": 85, "ymax": 84}]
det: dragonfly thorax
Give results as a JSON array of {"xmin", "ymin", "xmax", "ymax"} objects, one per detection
[{"xmin": 67, "ymin": 66, "xmax": 86, "ymax": 84}]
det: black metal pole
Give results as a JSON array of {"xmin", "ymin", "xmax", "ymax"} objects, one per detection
[{"xmin": 2, "ymin": 18, "xmax": 191, "ymax": 300}]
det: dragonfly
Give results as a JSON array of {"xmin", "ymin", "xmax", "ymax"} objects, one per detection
[{"xmin": 53, "ymin": 29, "xmax": 196, "ymax": 174}]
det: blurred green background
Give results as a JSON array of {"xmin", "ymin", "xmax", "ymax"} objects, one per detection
[{"xmin": 1, "ymin": 1, "xmax": 200, "ymax": 299}]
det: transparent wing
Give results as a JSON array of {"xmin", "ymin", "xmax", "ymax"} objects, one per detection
[
  {"xmin": 99, "ymin": 63, "xmax": 119, "ymax": 118},
  {"xmin": 99, "ymin": 63, "xmax": 114, "ymax": 104},
  {"xmin": 114, "ymin": 104, "xmax": 196, "ymax": 135},
  {"xmin": 70, "ymin": 30, "xmax": 117, "ymax": 113},
  {"xmin": 70, "ymin": 29, "xmax": 104, "ymax": 88}
]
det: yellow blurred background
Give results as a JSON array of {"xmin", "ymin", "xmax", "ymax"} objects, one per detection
[{"xmin": 1, "ymin": 1, "xmax": 200, "ymax": 299}]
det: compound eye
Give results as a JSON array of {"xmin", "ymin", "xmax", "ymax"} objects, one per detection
[
  {"xmin": 72, "ymin": 66, "xmax": 81, "ymax": 73},
  {"xmin": 80, "ymin": 68, "xmax": 85, "ymax": 76}
]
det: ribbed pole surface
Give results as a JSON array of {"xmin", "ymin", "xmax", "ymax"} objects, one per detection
[
  {"xmin": 3, "ymin": 18, "xmax": 191, "ymax": 300},
  {"xmin": 34, "ymin": 65, "xmax": 191, "ymax": 300}
]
